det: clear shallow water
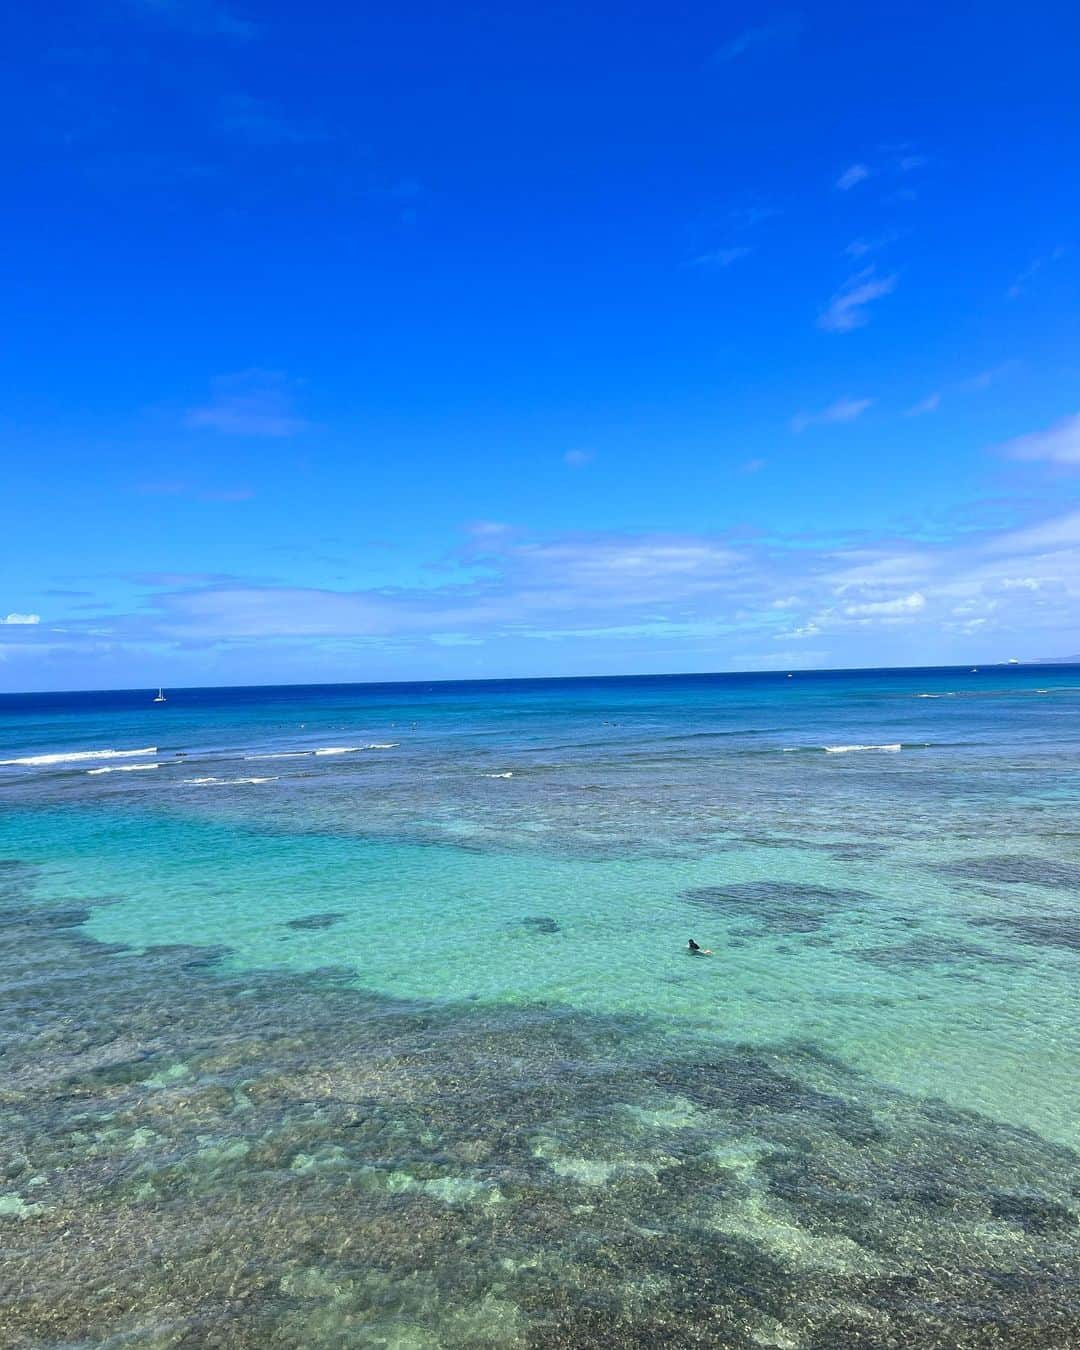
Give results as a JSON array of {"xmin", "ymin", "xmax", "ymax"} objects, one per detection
[{"xmin": 2, "ymin": 668, "xmax": 1079, "ymax": 1346}]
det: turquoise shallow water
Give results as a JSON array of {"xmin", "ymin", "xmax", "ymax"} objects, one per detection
[{"xmin": 2, "ymin": 668, "xmax": 1079, "ymax": 1346}]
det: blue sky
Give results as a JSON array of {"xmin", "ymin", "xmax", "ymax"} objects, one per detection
[{"xmin": 3, "ymin": 0, "xmax": 1079, "ymax": 690}]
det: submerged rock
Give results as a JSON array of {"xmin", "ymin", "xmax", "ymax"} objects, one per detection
[
  {"xmin": 682, "ymin": 881, "xmax": 877, "ymax": 935},
  {"xmin": 522, "ymin": 915, "xmax": 561, "ymax": 935},
  {"xmin": 936, "ymin": 854, "xmax": 1080, "ymax": 889},
  {"xmin": 285, "ymin": 912, "xmax": 347, "ymax": 931}
]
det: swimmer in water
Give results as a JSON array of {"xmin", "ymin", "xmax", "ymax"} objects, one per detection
[{"xmin": 687, "ymin": 938, "xmax": 713, "ymax": 955}]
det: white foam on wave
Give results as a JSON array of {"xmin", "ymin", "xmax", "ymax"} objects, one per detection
[
  {"xmin": 824, "ymin": 743, "xmax": 902, "ymax": 754},
  {"xmin": 312, "ymin": 743, "xmax": 400, "ymax": 756},
  {"xmin": 184, "ymin": 775, "xmax": 278, "ymax": 786},
  {"xmin": 245, "ymin": 742, "xmax": 398, "ymax": 761},
  {"xmin": 87, "ymin": 762, "xmax": 162, "ymax": 775},
  {"xmin": 1, "ymin": 746, "xmax": 158, "ymax": 767},
  {"xmin": 482, "ymin": 771, "xmax": 514, "ymax": 778}
]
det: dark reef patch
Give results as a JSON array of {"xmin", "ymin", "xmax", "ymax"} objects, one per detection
[
  {"xmin": 522, "ymin": 915, "xmax": 561, "ymax": 934},
  {"xmin": 1, "ymin": 862, "xmax": 1078, "ymax": 1348},
  {"xmin": 850, "ymin": 934, "xmax": 1029, "ymax": 971},
  {"xmin": 682, "ymin": 881, "xmax": 877, "ymax": 934},
  {"xmin": 990, "ymin": 1191, "xmax": 1079, "ymax": 1235},
  {"xmin": 284, "ymin": 911, "xmax": 347, "ymax": 931},
  {"xmin": 971, "ymin": 913, "xmax": 1080, "ymax": 953},
  {"xmin": 936, "ymin": 854, "xmax": 1080, "ymax": 889},
  {"xmin": 0, "ymin": 904, "xmax": 92, "ymax": 931}
]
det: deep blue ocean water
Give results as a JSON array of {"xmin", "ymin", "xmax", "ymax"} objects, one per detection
[{"xmin": 2, "ymin": 666, "xmax": 1078, "ymax": 1345}]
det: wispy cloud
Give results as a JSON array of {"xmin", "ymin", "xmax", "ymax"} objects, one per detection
[
  {"xmin": 715, "ymin": 12, "xmax": 802, "ymax": 63},
  {"xmin": 791, "ymin": 396, "xmax": 872, "ymax": 433},
  {"xmin": 1008, "ymin": 247, "xmax": 1065, "ymax": 300},
  {"xmin": 835, "ymin": 163, "xmax": 870, "ymax": 191},
  {"xmin": 845, "ymin": 230, "xmax": 901, "ymax": 259},
  {"xmin": 818, "ymin": 268, "xmax": 896, "ymax": 333},
  {"xmin": 218, "ymin": 94, "xmax": 326, "ymax": 147},
  {"xmin": 185, "ymin": 370, "xmax": 310, "ymax": 438},
  {"xmin": 564, "ymin": 449, "xmax": 595, "ymax": 469},
  {"xmin": 959, "ymin": 362, "xmax": 1017, "ymax": 392},
  {"xmin": 136, "ymin": 480, "xmax": 190, "ymax": 496},
  {"xmin": 906, "ymin": 363, "xmax": 1015, "ymax": 418},
  {"xmin": 691, "ymin": 247, "xmax": 752, "ymax": 268},
  {"xmin": 905, "ymin": 393, "xmax": 941, "ymax": 417},
  {"xmin": 136, "ymin": 479, "xmax": 255, "ymax": 502},
  {"xmin": 998, "ymin": 412, "xmax": 1080, "ymax": 466},
  {"xmin": 729, "ymin": 205, "xmax": 780, "ymax": 230},
  {"xmin": 1, "ymin": 613, "xmax": 41, "ymax": 625},
  {"xmin": 466, "ymin": 521, "xmax": 515, "ymax": 541},
  {"xmin": 204, "ymin": 487, "xmax": 256, "ymax": 502},
  {"xmin": 128, "ymin": 0, "xmax": 259, "ymax": 40},
  {"xmin": 12, "ymin": 498, "xmax": 1080, "ymax": 676},
  {"xmin": 843, "ymin": 591, "xmax": 925, "ymax": 617}
]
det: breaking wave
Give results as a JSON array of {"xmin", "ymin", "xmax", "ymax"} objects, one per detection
[
  {"xmin": 0, "ymin": 746, "xmax": 157, "ymax": 767},
  {"xmin": 86, "ymin": 763, "xmax": 162, "ymax": 775}
]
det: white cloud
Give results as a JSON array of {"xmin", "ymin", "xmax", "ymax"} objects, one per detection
[
  {"xmin": 128, "ymin": 0, "xmax": 258, "ymax": 39},
  {"xmin": 467, "ymin": 520, "xmax": 514, "ymax": 539},
  {"xmin": 15, "ymin": 495, "xmax": 1080, "ymax": 680},
  {"xmin": 218, "ymin": 94, "xmax": 325, "ymax": 146},
  {"xmin": 691, "ymin": 247, "xmax": 752, "ymax": 268},
  {"xmin": 715, "ymin": 13, "xmax": 802, "ymax": 63},
  {"xmin": 1008, "ymin": 247, "xmax": 1065, "ymax": 299},
  {"xmin": 564, "ymin": 449, "xmax": 595, "ymax": 468},
  {"xmin": 987, "ymin": 508, "xmax": 1080, "ymax": 554},
  {"xmin": 835, "ymin": 163, "xmax": 870, "ymax": 191},
  {"xmin": 843, "ymin": 592, "xmax": 925, "ymax": 617},
  {"xmin": 728, "ymin": 205, "xmax": 780, "ymax": 230},
  {"xmin": 791, "ymin": 396, "xmax": 871, "ymax": 432},
  {"xmin": 826, "ymin": 550, "xmax": 934, "ymax": 589},
  {"xmin": 960, "ymin": 362, "xmax": 1016, "ymax": 392},
  {"xmin": 818, "ymin": 269, "xmax": 896, "ymax": 333},
  {"xmin": 906, "ymin": 393, "xmax": 941, "ymax": 417},
  {"xmin": 845, "ymin": 230, "xmax": 900, "ymax": 259},
  {"xmin": 185, "ymin": 370, "xmax": 309, "ymax": 437},
  {"xmin": 1, "ymin": 613, "xmax": 41, "ymax": 625},
  {"xmin": 998, "ymin": 412, "xmax": 1080, "ymax": 466}
]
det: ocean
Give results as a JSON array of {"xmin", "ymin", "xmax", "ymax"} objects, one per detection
[{"xmin": 2, "ymin": 666, "xmax": 1078, "ymax": 1346}]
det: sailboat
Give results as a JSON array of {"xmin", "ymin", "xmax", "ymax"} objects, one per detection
[{"xmin": 153, "ymin": 688, "xmax": 167, "ymax": 703}]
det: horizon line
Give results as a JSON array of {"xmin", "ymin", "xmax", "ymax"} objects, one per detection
[{"xmin": 0, "ymin": 658, "xmax": 1070, "ymax": 699}]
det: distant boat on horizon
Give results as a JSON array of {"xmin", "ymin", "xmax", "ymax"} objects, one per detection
[{"xmin": 153, "ymin": 688, "xmax": 167, "ymax": 703}]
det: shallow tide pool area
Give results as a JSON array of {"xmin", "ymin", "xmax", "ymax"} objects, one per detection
[{"xmin": 2, "ymin": 669, "xmax": 1079, "ymax": 1346}]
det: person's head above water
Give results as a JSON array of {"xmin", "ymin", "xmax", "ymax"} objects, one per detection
[{"xmin": 687, "ymin": 938, "xmax": 713, "ymax": 955}]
